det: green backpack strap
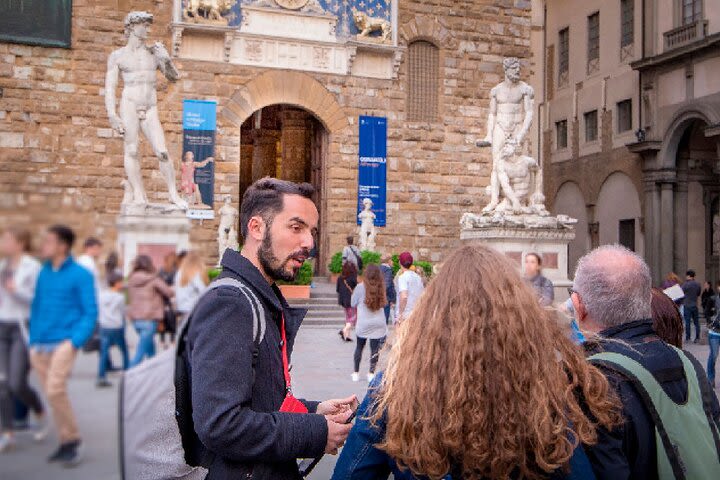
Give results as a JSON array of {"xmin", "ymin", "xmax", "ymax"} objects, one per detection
[{"xmin": 589, "ymin": 347, "xmax": 720, "ymax": 480}]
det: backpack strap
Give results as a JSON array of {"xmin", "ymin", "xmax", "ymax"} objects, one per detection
[
  {"xmin": 174, "ymin": 276, "xmax": 266, "ymax": 469},
  {"xmin": 589, "ymin": 351, "xmax": 685, "ymax": 479}
]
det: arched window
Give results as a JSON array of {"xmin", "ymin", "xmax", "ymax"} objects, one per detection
[{"xmin": 407, "ymin": 40, "xmax": 439, "ymax": 122}]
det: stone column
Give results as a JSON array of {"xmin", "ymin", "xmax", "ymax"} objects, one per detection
[
  {"xmin": 643, "ymin": 179, "xmax": 659, "ymax": 284},
  {"xmin": 251, "ymin": 129, "xmax": 280, "ymax": 182},
  {"xmin": 674, "ymin": 176, "xmax": 688, "ymax": 274},
  {"xmin": 279, "ymin": 109, "xmax": 310, "ymax": 183},
  {"xmin": 660, "ymin": 182, "xmax": 675, "ymax": 277}
]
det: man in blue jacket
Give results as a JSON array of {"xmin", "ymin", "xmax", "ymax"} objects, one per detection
[
  {"xmin": 186, "ymin": 178, "xmax": 355, "ymax": 479},
  {"xmin": 29, "ymin": 225, "xmax": 97, "ymax": 467}
]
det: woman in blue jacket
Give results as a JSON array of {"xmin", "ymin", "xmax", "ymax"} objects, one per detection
[{"xmin": 332, "ymin": 245, "xmax": 621, "ymax": 480}]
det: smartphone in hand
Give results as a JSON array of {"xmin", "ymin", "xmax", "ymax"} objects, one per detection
[{"xmin": 298, "ymin": 400, "xmax": 360, "ymax": 477}]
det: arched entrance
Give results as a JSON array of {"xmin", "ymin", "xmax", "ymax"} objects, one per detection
[
  {"xmin": 673, "ymin": 119, "xmax": 720, "ymax": 283},
  {"xmin": 596, "ymin": 172, "xmax": 644, "ymax": 256},
  {"xmin": 239, "ymin": 104, "xmax": 328, "ymax": 271},
  {"xmin": 221, "ymin": 71, "xmax": 348, "ymax": 275}
]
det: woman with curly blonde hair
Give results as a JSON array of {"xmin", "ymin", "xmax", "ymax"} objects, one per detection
[{"xmin": 332, "ymin": 245, "xmax": 621, "ymax": 480}]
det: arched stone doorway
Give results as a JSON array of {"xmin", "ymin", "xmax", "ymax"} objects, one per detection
[
  {"xmin": 239, "ymin": 104, "xmax": 328, "ymax": 271},
  {"xmin": 221, "ymin": 71, "xmax": 348, "ymax": 275}
]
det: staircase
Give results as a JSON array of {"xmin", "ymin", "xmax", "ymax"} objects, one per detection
[{"xmin": 288, "ymin": 279, "xmax": 346, "ymax": 327}]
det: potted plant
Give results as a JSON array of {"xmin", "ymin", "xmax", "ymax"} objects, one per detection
[
  {"xmin": 277, "ymin": 260, "xmax": 314, "ymax": 299},
  {"xmin": 329, "ymin": 251, "xmax": 343, "ymax": 283}
]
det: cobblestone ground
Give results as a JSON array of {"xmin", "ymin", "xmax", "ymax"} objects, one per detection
[{"xmin": 1, "ymin": 326, "xmax": 717, "ymax": 480}]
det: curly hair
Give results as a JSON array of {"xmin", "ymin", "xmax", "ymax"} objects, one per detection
[
  {"xmin": 362, "ymin": 264, "xmax": 386, "ymax": 311},
  {"xmin": 372, "ymin": 245, "xmax": 621, "ymax": 479}
]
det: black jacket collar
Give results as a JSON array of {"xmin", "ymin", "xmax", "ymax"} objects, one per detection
[
  {"xmin": 218, "ymin": 249, "xmax": 307, "ymax": 335},
  {"xmin": 598, "ymin": 319, "xmax": 655, "ymax": 341}
]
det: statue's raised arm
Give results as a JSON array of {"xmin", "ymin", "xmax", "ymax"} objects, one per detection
[{"xmin": 152, "ymin": 41, "xmax": 180, "ymax": 82}]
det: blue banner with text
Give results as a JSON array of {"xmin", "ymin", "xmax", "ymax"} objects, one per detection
[
  {"xmin": 182, "ymin": 99, "xmax": 217, "ymax": 220},
  {"xmin": 357, "ymin": 116, "xmax": 387, "ymax": 227}
]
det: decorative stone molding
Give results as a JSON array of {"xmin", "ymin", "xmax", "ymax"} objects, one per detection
[{"xmin": 220, "ymin": 70, "xmax": 348, "ymax": 134}]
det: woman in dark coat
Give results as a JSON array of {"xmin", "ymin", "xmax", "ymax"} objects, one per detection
[{"xmin": 337, "ymin": 261, "xmax": 358, "ymax": 342}]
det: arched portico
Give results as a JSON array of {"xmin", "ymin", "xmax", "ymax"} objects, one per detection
[{"xmin": 641, "ymin": 105, "xmax": 720, "ymax": 283}]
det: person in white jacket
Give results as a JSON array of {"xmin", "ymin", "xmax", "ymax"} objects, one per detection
[
  {"xmin": 173, "ymin": 251, "xmax": 209, "ymax": 325},
  {"xmin": 0, "ymin": 228, "xmax": 46, "ymax": 452}
]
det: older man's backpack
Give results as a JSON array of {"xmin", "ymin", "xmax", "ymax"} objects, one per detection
[{"xmin": 589, "ymin": 346, "xmax": 720, "ymax": 479}]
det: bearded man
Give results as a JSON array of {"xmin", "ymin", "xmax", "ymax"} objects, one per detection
[{"xmin": 184, "ymin": 177, "xmax": 356, "ymax": 479}]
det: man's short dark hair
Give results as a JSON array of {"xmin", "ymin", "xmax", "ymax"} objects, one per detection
[
  {"xmin": 346, "ymin": 236, "xmax": 354, "ymax": 245},
  {"xmin": 84, "ymin": 237, "xmax": 102, "ymax": 249},
  {"xmin": 239, "ymin": 177, "xmax": 315, "ymax": 238},
  {"xmin": 687, "ymin": 269, "xmax": 696, "ymax": 278},
  {"xmin": 107, "ymin": 271, "xmax": 124, "ymax": 288},
  {"xmin": 48, "ymin": 225, "xmax": 75, "ymax": 251}
]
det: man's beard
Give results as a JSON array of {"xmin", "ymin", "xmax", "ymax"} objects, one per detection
[{"xmin": 257, "ymin": 230, "xmax": 309, "ymax": 282}]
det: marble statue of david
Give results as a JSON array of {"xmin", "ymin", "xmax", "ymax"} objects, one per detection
[{"xmin": 105, "ymin": 11, "xmax": 187, "ymax": 209}]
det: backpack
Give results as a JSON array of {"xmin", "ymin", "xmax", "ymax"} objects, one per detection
[
  {"xmin": 118, "ymin": 277, "xmax": 266, "ymax": 480},
  {"xmin": 589, "ymin": 346, "xmax": 720, "ymax": 479}
]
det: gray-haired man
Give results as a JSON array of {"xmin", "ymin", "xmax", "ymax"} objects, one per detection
[{"xmin": 571, "ymin": 245, "xmax": 720, "ymax": 479}]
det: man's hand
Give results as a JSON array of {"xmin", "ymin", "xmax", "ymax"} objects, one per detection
[
  {"xmin": 324, "ymin": 411, "xmax": 353, "ymax": 455},
  {"xmin": 109, "ymin": 115, "xmax": 125, "ymax": 136},
  {"xmin": 317, "ymin": 395, "xmax": 358, "ymax": 416}
]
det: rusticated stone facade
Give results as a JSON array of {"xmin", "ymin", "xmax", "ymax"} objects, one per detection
[{"xmin": 0, "ymin": 0, "xmax": 533, "ymax": 271}]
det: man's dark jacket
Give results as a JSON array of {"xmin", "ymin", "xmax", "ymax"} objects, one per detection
[
  {"xmin": 583, "ymin": 320, "xmax": 720, "ymax": 480},
  {"xmin": 185, "ymin": 250, "xmax": 328, "ymax": 479}
]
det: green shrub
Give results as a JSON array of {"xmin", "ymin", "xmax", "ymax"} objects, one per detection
[
  {"xmin": 360, "ymin": 250, "xmax": 381, "ymax": 269},
  {"xmin": 329, "ymin": 251, "xmax": 343, "ymax": 274},
  {"xmin": 208, "ymin": 267, "xmax": 222, "ymax": 281},
  {"xmin": 277, "ymin": 260, "xmax": 314, "ymax": 286},
  {"xmin": 414, "ymin": 260, "xmax": 433, "ymax": 278},
  {"xmin": 391, "ymin": 254, "xmax": 400, "ymax": 275}
]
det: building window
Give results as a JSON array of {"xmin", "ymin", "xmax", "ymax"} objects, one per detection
[
  {"xmin": 587, "ymin": 12, "xmax": 600, "ymax": 74},
  {"xmin": 617, "ymin": 99, "xmax": 633, "ymax": 133},
  {"xmin": 558, "ymin": 27, "xmax": 569, "ymax": 86},
  {"xmin": 621, "ymin": 0, "xmax": 634, "ymax": 47},
  {"xmin": 619, "ymin": 219, "xmax": 636, "ymax": 251},
  {"xmin": 0, "ymin": 0, "xmax": 72, "ymax": 48},
  {"xmin": 407, "ymin": 40, "xmax": 439, "ymax": 122},
  {"xmin": 682, "ymin": 0, "xmax": 702, "ymax": 26},
  {"xmin": 556, "ymin": 120, "xmax": 568, "ymax": 149},
  {"xmin": 584, "ymin": 110, "xmax": 598, "ymax": 142}
]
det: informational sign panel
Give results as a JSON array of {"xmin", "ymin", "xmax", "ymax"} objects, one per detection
[
  {"xmin": 182, "ymin": 100, "xmax": 217, "ymax": 220},
  {"xmin": 0, "ymin": 0, "xmax": 72, "ymax": 48},
  {"xmin": 357, "ymin": 116, "xmax": 387, "ymax": 227}
]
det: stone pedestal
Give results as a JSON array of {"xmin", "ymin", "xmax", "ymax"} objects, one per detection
[
  {"xmin": 117, "ymin": 205, "xmax": 191, "ymax": 274},
  {"xmin": 460, "ymin": 214, "xmax": 576, "ymax": 303}
]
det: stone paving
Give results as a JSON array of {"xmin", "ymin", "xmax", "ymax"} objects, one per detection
[{"xmin": 0, "ymin": 325, "xmax": 717, "ymax": 480}]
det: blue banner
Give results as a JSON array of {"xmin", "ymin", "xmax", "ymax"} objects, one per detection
[
  {"xmin": 357, "ymin": 116, "xmax": 387, "ymax": 227},
  {"xmin": 182, "ymin": 100, "xmax": 217, "ymax": 220}
]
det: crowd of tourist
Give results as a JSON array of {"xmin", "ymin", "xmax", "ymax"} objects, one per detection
[
  {"xmin": 0, "ymin": 223, "xmax": 210, "ymax": 466},
  {"xmin": 1, "ymin": 176, "xmax": 720, "ymax": 478}
]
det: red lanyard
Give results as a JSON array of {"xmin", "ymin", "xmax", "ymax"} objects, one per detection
[{"xmin": 280, "ymin": 314, "xmax": 292, "ymax": 394}]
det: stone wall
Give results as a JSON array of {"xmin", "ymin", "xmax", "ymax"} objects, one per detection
[{"xmin": 0, "ymin": 0, "xmax": 532, "ymax": 269}]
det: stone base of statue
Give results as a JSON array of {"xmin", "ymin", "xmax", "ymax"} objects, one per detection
[
  {"xmin": 460, "ymin": 212, "xmax": 577, "ymax": 303},
  {"xmin": 117, "ymin": 204, "xmax": 191, "ymax": 274}
]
